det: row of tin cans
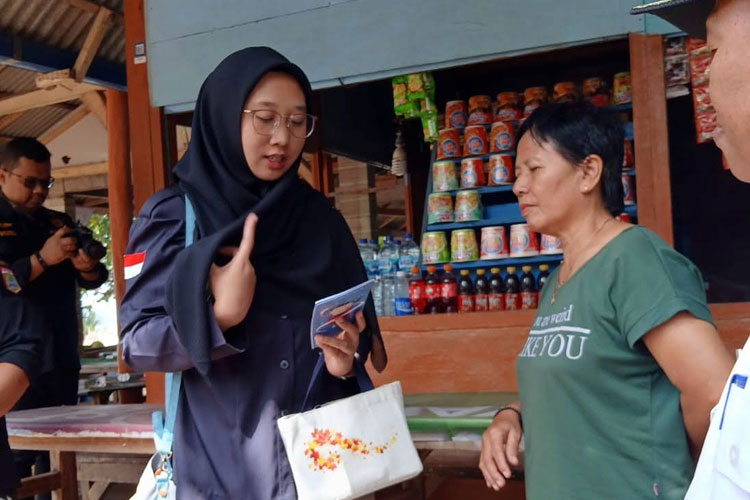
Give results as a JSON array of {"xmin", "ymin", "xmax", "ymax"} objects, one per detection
[
  {"xmin": 443, "ymin": 74, "xmax": 632, "ymax": 130},
  {"xmin": 422, "ymin": 224, "xmax": 563, "ymax": 264},
  {"xmin": 432, "ymin": 155, "xmax": 514, "ymax": 192},
  {"xmin": 437, "ymin": 121, "xmax": 517, "ymax": 160},
  {"xmin": 427, "ymin": 190, "xmax": 483, "ymax": 224}
]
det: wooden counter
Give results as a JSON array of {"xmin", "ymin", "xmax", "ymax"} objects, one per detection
[{"xmin": 368, "ymin": 303, "xmax": 750, "ymax": 394}]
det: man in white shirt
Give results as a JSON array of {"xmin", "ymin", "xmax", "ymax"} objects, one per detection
[{"xmin": 631, "ymin": 1, "xmax": 750, "ymax": 498}]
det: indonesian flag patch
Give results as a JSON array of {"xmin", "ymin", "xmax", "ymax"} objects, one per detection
[
  {"xmin": 0, "ymin": 266, "xmax": 21, "ymax": 294},
  {"xmin": 124, "ymin": 252, "xmax": 146, "ymax": 280}
]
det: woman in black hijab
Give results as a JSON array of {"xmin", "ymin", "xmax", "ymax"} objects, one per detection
[{"xmin": 119, "ymin": 47, "xmax": 386, "ymax": 499}]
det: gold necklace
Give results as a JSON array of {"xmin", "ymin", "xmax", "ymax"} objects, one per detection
[{"xmin": 550, "ymin": 217, "xmax": 613, "ymax": 305}]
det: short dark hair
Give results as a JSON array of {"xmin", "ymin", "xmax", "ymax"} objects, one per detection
[
  {"xmin": 0, "ymin": 137, "xmax": 52, "ymax": 171},
  {"xmin": 518, "ymin": 101, "xmax": 625, "ymax": 216}
]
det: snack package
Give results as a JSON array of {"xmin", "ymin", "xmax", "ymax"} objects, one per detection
[
  {"xmin": 392, "ymin": 76, "xmax": 409, "ymax": 116},
  {"xmin": 689, "ymin": 54, "xmax": 712, "ymax": 87},
  {"xmin": 692, "ymin": 85, "xmax": 714, "ymax": 113},
  {"xmin": 687, "ymin": 37, "xmax": 711, "ymax": 57},
  {"xmin": 664, "ymin": 56, "xmax": 690, "ymax": 86},
  {"xmin": 664, "ymin": 36, "xmax": 688, "ymax": 57},
  {"xmin": 695, "ymin": 110, "xmax": 718, "ymax": 144},
  {"xmin": 408, "ymin": 73, "xmax": 426, "ymax": 101}
]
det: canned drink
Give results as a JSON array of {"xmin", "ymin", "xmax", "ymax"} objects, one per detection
[
  {"xmin": 480, "ymin": 226, "xmax": 509, "ymax": 259},
  {"xmin": 445, "ymin": 100, "xmax": 467, "ymax": 129},
  {"xmin": 432, "ymin": 160, "xmax": 459, "ymax": 192},
  {"xmin": 523, "ymin": 87, "xmax": 548, "ymax": 105},
  {"xmin": 613, "ymin": 72, "xmax": 632, "ymax": 105},
  {"xmin": 427, "ymin": 193, "xmax": 454, "ymax": 224},
  {"xmin": 421, "ymin": 232, "xmax": 450, "ymax": 264},
  {"xmin": 468, "ymin": 95, "xmax": 492, "ymax": 125},
  {"xmin": 622, "ymin": 173, "xmax": 636, "ymax": 205},
  {"xmin": 437, "ymin": 128, "xmax": 461, "ymax": 160},
  {"xmin": 463, "ymin": 125, "xmax": 488, "ymax": 157},
  {"xmin": 451, "ymin": 229, "xmax": 479, "ymax": 262},
  {"xmin": 454, "ymin": 190, "xmax": 483, "ymax": 222},
  {"xmin": 489, "ymin": 121, "xmax": 516, "ymax": 153},
  {"xmin": 553, "ymin": 82, "xmax": 580, "ymax": 103},
  {"xmin": 488, "ymin": 154, "xmax": 515, "ymax": 185},
  {"xmin": 539, "ymin": 234, "xmax": 563, "ymax": 255},
  {"xmin": 509, "ymin": 223, "xmax": 539, "ymax": 257},
  {"xmin": 495, "ymin": 92, "xmax": 522, "ymax": 122},
  {"xmin": 460, "ymin": 158, "xmax": 485, "ymax": 189}
]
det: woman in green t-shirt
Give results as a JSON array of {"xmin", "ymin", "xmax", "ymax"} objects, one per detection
[{"xmin": 479, "ymin": 101, "xmax": 734, "ymax": 500}]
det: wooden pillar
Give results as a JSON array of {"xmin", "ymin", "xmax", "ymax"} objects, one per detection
[
  {"xmin": 49, "ymin": 451, "xmax": 76, "ymax": 500},
  {"xmin": 629, "ymin": 33, "xmax": 673, "ymax": 246},
  {"xmin": 124, "ymin": 0, "xmax": 166, "ymax": 213},
  {"xmin": 124, "ymin": 0, "xmax": 167, "ymax": 404}
]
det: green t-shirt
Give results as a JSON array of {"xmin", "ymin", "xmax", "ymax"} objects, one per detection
[{"xmin": 516, "ymin": 226, "xmax": 713, "ymax": 500}]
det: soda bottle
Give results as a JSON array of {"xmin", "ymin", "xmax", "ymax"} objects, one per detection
[
  {"xmin": 474, "ymin": 269, "xmax": 489, "ymax": 312},
  {"xmin": 537, "ymin": 264, "xmax": 550, "ymax": 291},
  {"xmin": 488, "ymin": 267, "xmax": 506, "ymax": 311},
  {"xmin": 520, "ymin": 266, "xmax": 538, "ymax": 309},
  {"xmin": 537, "ymin": 264, "xmax": 550, "ymax": 305},
  {"xmin": 504, "ymin": 267, "xmax": 521, "ymax": 311},
  {"xmin": 458, "ymin": 269, "xmax": 475, "ymax": 313},
  {"xmin": 441, "ymin": 264, "xmax": 458, "ymax": 313},
  {"xmin": 393, "ymin": 271, "xmax": 414, "ymax": 316},
  {"xmin": 409, "ymin": 267, "xmax": 427, "ymax": 314},
  {"xmin": 424, "ymin": 266, "xmax": 442, "ymax": 314}
]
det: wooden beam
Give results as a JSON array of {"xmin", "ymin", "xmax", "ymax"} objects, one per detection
[
  {"xmin": 16, "ymin": 472, "xmax": 62, "ymax": 498},
  {"xmin": 36, "ymin": 69, "xmax": 72, "ymax": 89},
  {"xmin": 67, "ymin": 0, "xmax": 123, "ymax": 24},
  {"xmin": 629, "ymin": 33, "xmax": 673, "ymax": 245},
  {"xmin": 49, "ymin": 450, "xmax": 77, "ymax": 500},
  {"xmin": 39, "ymin": 104, "xmax": 89, "ymax": 144},
  {"xmin": 0, "ymin": 80, "xmax": 104, "ymax": 115},
  {"xmin": 0, "ymin": 111, "xmax": 24, "ymax": 129},
  {"xmin": 52, "ymin": 161, "xmax": 108, "ymax": 179},
  {"xmin": 80, "ymin": 91, "xmax": 107, "ymax": 128},
  {"xmin": 73, "ymin": 7, "xmax": 112, "ymax": 81}
]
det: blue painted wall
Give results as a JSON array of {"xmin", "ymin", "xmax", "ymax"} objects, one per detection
[{"xmin": 145, "ymin": 0, "xmax": 679, "ymax": 110}]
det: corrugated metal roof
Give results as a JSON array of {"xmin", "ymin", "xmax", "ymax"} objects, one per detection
[
  {"xmin": 2, "ymin": 106, "xmax": 74, "ymax": 138},
  {"xmin": 0, "ymin": 0, "xmax": 125, "ymax": 64},
  {"xmin": 0, "ymin": 66, "xmax": 37, "ymax": 94}
]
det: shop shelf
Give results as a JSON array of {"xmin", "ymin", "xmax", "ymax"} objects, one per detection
[{"xmin": 421, "ymin": 253, "xmax": 562, "ymax": 272}]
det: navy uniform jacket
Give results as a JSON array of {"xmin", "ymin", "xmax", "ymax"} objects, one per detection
[
  {"xmin": 0, "ymin": 195, "xmax": 107, "ymax": 407},
  {"xmin": 120, "ymin": 188, "xmax": 361, "ymax": 500},
  {"xmin": 0, "ymin": 290, "xmax": 42, "ymax": 495}
]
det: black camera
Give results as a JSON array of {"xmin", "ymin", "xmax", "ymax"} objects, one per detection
[{"xmin": 66, "ymin": 222, "xmax": 107, "ymax": 261}]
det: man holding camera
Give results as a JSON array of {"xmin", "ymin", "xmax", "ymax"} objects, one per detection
[{"xmin": 0, "ymin": 137, "xmax": 107, "ymax": 486}]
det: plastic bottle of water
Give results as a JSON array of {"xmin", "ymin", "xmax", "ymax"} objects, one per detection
[
  {"xmin": 382, "ymin": 273, "xmax": 395, "ymax": 316},
  {"xmin": 378, "ymin": 236, "xmax": 397, "ymax": 276},
  {"xmin": 358, "ymin": 238, "xmax": 379, "ymax": 277},
  {"xmin": 372, "ymin": 275, "xmax": 383, "ymax": 316},
  {"xmin": 393, "ymin": 271, "xmax": 414, "ymax": 316},
  {"xmin": 398, "ymin": 234, "xmax": 421, "ymax": 271}
]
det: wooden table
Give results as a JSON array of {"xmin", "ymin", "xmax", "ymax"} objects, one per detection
[
  {"xmin": 7, "ymin": 393, "xmax": 523, "ymax": 500},
  {"xmin": 7, "ymin": 404, "xmax": 156, "ymax": 500}
]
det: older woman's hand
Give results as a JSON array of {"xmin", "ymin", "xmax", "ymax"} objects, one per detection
[
  {"xmin": 479, "ymin": 405, "xmax": 523, "ymax": 491},
  {"xmin": 314, "ymin": 310, "xmax": 364, "ymax": 378},
  {"xmin": 210, "ymin": 214, "xmax": 258, "ymax": 332}
]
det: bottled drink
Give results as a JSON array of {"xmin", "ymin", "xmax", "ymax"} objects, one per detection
[
  {"xmin": 424, "ymin": 266, "xmax": 442, "ymax": 314},
  {"xmin": 441, "ymin": 264, "xmax": 458, "ymax": 313},
  {"xmin": 409, "ymin": 267, "xmax": 427, "ymax": 314},
  {"xmin": 398, "ymin": 234, "xmax": 421, "ymax": 271},
  {"xmin": 521, "ymin": 266, "xmax": 538, "ymax": 309},
  {"xmin": 458, "ymin": 269, "xmax": 475, "ymax": 313},
  {"xmin": 537, "ymin": 264, "xmax": 550, "ymax": 291},
  {"xmin": 504, "ymin": 266, "xmax": 521, "ymax": 311},
  {"xmin": 372, "ymin": 275, "xmax": 383, "ymax": 316},
  {"xmin": 378, "ymin": 236, "xmax": 397, "ymax": 276},
  {"xmin": 382, "ymin": 273, "xmax": 395, "ymax": 316},
  {"xmin": 488, "ymin": 267, "xmax": 506, "ymax": 311},
  {"xmin": 474, "ymin": 269, "xmax": 489, "ymax": 312},
  {"xmin": 393, "ymin": 271, "xmax": 413, "ymax": 316},
  {"xmin": 358, "ymin": 238, "xmax": 379, "ymax": 277}
]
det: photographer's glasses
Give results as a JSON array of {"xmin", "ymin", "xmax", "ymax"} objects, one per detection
[
  {"xmin": 2, "ymin": 169, "xmax": 55, "ymax": 189},
  {"xmin": 242, "ymin": 109, "xmax": 317, "ymax": 139}
]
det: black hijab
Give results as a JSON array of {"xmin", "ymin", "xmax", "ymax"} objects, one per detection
[{"xmin": 165, "ymin": 47, "xmax": 385, "ymax": 375}]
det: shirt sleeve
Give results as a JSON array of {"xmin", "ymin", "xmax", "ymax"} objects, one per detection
[
  {"xmin": 0, "ymin": 218, "xmax": 31, "ymax": 288},
  {"xmin": 76, "ymin": 263, "xmax": 109, "ymax": 289},
  {"xmin": 610, "ymin": 229, "xmax": 713, "ymax": 348},
  {"xmin": 119, "ymin": 193, "xmax": 242, "ymax": 373},
  {"xmin": 0, "ymin": 297, "xmax": 42, "ymax": 382}
]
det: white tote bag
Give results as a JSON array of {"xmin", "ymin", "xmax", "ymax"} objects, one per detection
[{"xmin": 277, "ymin": 356, "xmax": 423, "ymax": 500}]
